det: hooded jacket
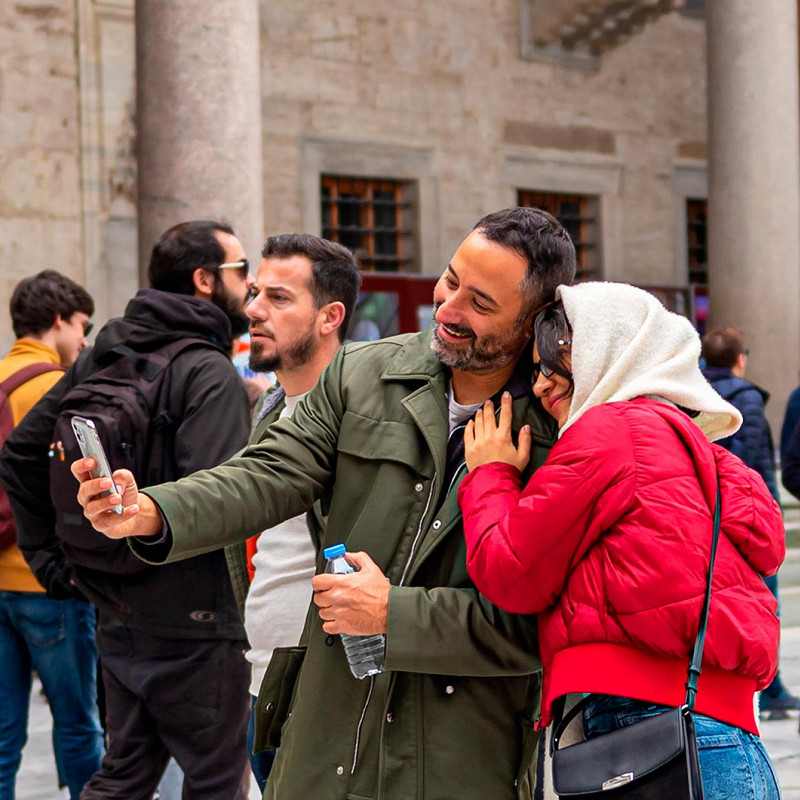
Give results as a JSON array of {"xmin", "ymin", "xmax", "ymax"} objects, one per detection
[
  {"xmin": 0, "ymin": 289, "xmax": 250, "ymax": 639},
  {"xmin": 459, "ymin": 282, "xmax": 784, "ymax": 734},
  {"xmin": 460, "ymin": 400, "xmax": 783, "ymax": 733},
  {"xmin": 703, "ymin": 366, "xmax": 778, "ymax": 500}
]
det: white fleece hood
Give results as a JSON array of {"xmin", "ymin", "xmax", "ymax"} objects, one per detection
[{"xmin": 556, "ymin": 282, "xmax": 742, "ymax": 441}]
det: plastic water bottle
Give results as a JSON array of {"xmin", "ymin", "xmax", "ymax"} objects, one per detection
[{"xmin": 323, "ymin": 543, "xmax": 386, "ymax": 679}]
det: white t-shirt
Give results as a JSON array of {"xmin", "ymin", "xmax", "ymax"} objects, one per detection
[
  {"xmin": 448, "ymin": 384, "xmax": 483, "ymax": 431},
  {"xmin": 244, "ymin": 393, "xmax": 318, "ymax": 697}
]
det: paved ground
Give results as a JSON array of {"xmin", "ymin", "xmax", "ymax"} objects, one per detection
[
  {"xmin": 14, "ymin": 551, "xmax": 800, "ymax": 799},
  {"xmin": 16, "ymin": 687, "xmax": 262, "ymax": 800}
]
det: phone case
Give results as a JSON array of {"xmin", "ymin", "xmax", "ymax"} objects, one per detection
[{"xmin": 70, "ymin": 416, "xmax": 123, "ymax": 514}]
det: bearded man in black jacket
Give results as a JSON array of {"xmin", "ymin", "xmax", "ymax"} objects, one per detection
[{"xmin": 0, "ymin": 220, "xmax": 253, "ymax": 800}]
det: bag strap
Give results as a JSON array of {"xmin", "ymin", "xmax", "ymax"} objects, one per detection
[
  {"xmin": 684, "ymin": 475, "xmax": 722, "ymax": 709},
  {"xmin": 552, "ymin": 472, "xmax": 722, "ymax": 751},
  {"xmin": 0, "ymin": 363, "xmax": 64, "ymax": 397}
]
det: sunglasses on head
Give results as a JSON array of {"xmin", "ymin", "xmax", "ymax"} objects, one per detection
[{"xmin": 216, "ymin": 259, "xmax": 250, "ymax": 280}]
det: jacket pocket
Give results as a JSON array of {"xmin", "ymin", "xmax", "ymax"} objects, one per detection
[
  {"xmin": 253, "ymin": 645, "xmax": 306, "ymax": 753},
  {"xmin": 338, "ymin": 411, "xmax": 433, "ymax": 476}
]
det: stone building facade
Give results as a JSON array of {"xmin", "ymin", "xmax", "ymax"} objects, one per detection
[{"xmin": 1, "ymin": 0, "xmax": 797, "ymax": 424}]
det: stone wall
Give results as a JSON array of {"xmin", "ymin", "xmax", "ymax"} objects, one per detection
[
  {"xmin": 0, "ymin": 0, "xmax": 84, "ymax": 354},
  {"xmin": 0, "ymin": 0, "xmax": 708, "ymax": 353},
  {"xmin": 261, "ymin": 0, "xmax": 708, "ymax": 279}
]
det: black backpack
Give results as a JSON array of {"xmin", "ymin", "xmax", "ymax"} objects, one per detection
[
  {"xmin": 49, "ymin": 339, "xmax": 215, "ymax": 574},
  {"xmin": 0, "ymin": 363, "xmax": 65, "ymax": 550}
]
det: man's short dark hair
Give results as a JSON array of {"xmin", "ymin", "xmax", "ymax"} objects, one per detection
[
  {"xmin": 147, "ymin": 220, "xmax": 235, "ymax": 295},
  {"xmin": 473, "ymin": 207, "xmax": 577, "ymax": 315},
  {"xmin": 10, "ymin": 270, "xmax": 94, "ymax": 339},
  {"xmin": 261, "ymin": 234, "xmax": 361, "ymax": 342},
  {"xmin": 701, "ymin": 326, "xmax": 746, "ymax": 369}
]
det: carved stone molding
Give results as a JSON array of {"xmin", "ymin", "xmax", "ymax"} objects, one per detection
[
  {"xmin": 520, "ymin": 0, "xmax": 687, "ymax": 68},
  {"xmin": 76, "ymin": 0, "xmax": 138, "ymax": 325}
]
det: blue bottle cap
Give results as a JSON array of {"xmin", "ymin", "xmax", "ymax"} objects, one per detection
[{"xmin": 323, "ymin": 543, "xmax": 347, "ymax": 559}]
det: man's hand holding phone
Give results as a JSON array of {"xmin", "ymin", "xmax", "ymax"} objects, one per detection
[{"xmin": 71, "ymin": 459, "xmax": 161, "ymax": 540}]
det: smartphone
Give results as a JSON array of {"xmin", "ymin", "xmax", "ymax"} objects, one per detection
[{"xmin": 70, "ymin": 416, "xmax": 123, "ymax": 514}]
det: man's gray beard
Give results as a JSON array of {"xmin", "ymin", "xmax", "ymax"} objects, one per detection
[
  {"xmin": 249, "ymin": 328, "xmax": 317, "ymax": 374},
  {"xmin": 429, "ymin": 324, "xmax": 528, "ymax": 372}
]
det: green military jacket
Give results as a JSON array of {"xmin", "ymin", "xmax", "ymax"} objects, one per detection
[{"xmin": 136, "ymin": 331, "xmax": 557, "ymax": 800}]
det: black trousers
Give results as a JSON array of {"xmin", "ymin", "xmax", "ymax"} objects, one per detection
[{"xmin": 80, "ymin": 621, "xmax": 250, "ymax": 800}]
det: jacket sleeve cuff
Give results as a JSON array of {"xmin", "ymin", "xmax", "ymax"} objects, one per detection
[{"xmin": 127, "ymin": 493, "xmax": 174, "ymax": 564}]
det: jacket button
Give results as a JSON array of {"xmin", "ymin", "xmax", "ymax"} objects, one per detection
[
  {"xmin": 325, "ymin": 635, "xmax": 336, "ymax": 646},
  {"xmin": 336, "ymin": 765, "xmax": 344, "ymax": 775},
  {"xmin": 415, "ymin": 482, "xmax": 424, "ymax": 492},
  {"xmin": 432, "ymin": 520, "xmax": 442, "ymax": 530},
  {"xmin": 386, "ymin": 712, "xmax": 395, "ymax": 723},
  {"xmin": 445, "ymin": 684, "xmax": 455, "ymax": 695}
]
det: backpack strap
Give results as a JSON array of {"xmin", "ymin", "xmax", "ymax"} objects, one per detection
[{"xmin": 0, "ymin": 363, "xmax": 64, "ymax": 397}]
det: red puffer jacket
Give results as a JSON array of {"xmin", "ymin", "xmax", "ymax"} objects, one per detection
[{"xmin": 459, "ymin": 398, "xmax": 784, "ymax": 734}]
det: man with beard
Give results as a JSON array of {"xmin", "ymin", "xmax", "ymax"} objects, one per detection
[
  {"xmin": 1, "ymin": 220, "xmax": 253, "ymax": 799},
  {"xmin": 226, "ymin": 233, "xmax": 359, "ymax": 792},
  {"xmin": 72, "ymin": 208, "xmax": 576, "ymax": 800}
]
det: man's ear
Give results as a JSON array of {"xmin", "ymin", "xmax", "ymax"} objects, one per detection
[
  {"xmin": 319, "ymin": 301, "xmax": 346, "ymax": 337},
  {"xmin": 192, "ymin": 267, "xmax": 214, "ymax": 299}
]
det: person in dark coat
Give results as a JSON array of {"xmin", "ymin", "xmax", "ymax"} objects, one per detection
[
  {"xmin": 0, "ymin": 220, "xmax": 254, "ymax": 799},
  {"xmin": 780, "ymin": 383, "xmax": 800, "ymax": 464},
  {"xmin": 701, "ymin": 325, "xmax": 800, "ymax": 718}
]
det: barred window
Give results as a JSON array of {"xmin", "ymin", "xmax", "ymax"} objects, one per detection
[
  {"xmin": 517, "ymin": 190, "xmax": 600, "ymax": 281},
  {"xmin": 686, "ymin": 198, "xmax": 708, "ymax": 286},
  {"xmin": 321, "ymin": 176, "xmax": 416, "ymax": 272}
]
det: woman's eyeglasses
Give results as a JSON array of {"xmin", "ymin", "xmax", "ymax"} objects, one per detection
[
  {"xmin": 531, "ymin": 339, "xmax": 572, "ymax": 386},
  {"xmin": 531, "ymin": 361, "xmax": 555, "ymax": 384},
  {"xmin": 216, "ymin": 259, "xmax": 250, "ymax": 280}
]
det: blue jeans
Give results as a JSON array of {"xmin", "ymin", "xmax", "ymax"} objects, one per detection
[
  {"xmin": 247, "ymin": 694, "xmax": 276, "ymax": 794},
  {"xmin": 0, "ymin": 591, "xmax": 103, "ymax": 800},
  {"xmin": 583, "ymin": 695, "xmax": 781, "ymax": 800}
]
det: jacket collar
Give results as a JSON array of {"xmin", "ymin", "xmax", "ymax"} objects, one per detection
[
  {"xmin": 381, "ymin": 330, "xmax": 444, "ymax": 382},
  {"xmin": 381, "ymin": 330, "xmax": 553, "ymax": 442}
]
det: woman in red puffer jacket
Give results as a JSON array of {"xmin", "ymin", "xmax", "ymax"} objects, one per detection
[{"xmin": 459, "ymin": 282, "xmax": 783, "ymax": 800}]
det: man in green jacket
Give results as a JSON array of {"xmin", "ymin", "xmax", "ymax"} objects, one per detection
[{"xmin": 74, "ymin": 207, "xmax": 576, "ymax": 800}]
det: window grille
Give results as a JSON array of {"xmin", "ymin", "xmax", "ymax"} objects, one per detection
[
  {"xmin": 686, "ymin": 198, "xmax": 708, "ymax": 286},
  {"xmin": 321, "ymin": 176, "xmax": 416, "ymax": 272},
  {"xmin": 517, "ymin": 190, "xmax": 601, "ymax": 281}
]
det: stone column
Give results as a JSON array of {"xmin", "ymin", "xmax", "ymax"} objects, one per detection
[
  {"xmin": 706, "ymin": 0, "xmax": 800, "ymax": 432},
  {"xmin": 135, "ymin": 0, "xmax": 263, "ymax": 278}
]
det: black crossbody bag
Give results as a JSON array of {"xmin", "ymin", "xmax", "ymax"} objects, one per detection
[{"xmin": 550, "ymin": 477, "xmax": 722, "ymax": 799}]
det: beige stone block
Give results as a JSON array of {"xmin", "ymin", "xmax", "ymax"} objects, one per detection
[
  {"xmin": 309, "ymin": 11, "xmax": 359, "ymax": 62},
  {"xmin": 313, "ymin": 103, "xmax": 427, "ymax": 144},
  {"xmin": 9, "ymin": 0, "xmax": 74, "ymax": 36},
  {"xmin": 262, "ymin": 96, "xmax": 313, "ymax": 132},
  {"xmin": 3, "ymin": 71, "xmax": 77, "ymax": 119},
  {"xmin": 0, "ymin": 149, "xmax": 80, "ymax": 216},
  {"xmin": 0, "ymin": 215, "xmax": 82, "ymax": 353},
  {"xmin": 504, "ymin": 121, "xmax": 616, "ymax": 154},
  {"xmin": 264, "ymin": 54, "xmax": 361, "ymax": 105},
  {"xmin": 374, "ymin": 75, "xmax": 425, "ymax": 115},
  {"xmin": 356, "ymin": 15, "xmax": 392, "ymax": 66},
  {"xmin": 0, "ymin": 113, "xmax": 36, "ymax": 151},
  {"xmin": 678, "ymin": 141, "xmax": 707, "ymax": 160}
]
